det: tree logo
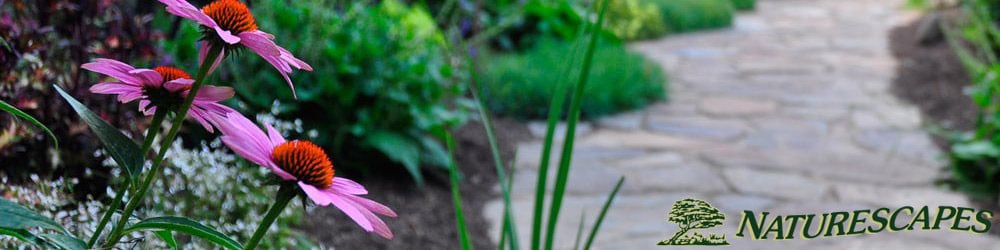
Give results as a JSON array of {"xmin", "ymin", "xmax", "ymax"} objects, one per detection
[{"xmin": 658, "ymin": 198, "xmax": 729, "ymax": 246}]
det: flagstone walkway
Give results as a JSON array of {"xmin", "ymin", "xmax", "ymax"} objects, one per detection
[{"xmin": 484, "ymin": 0, "xmax": 1000, "ymax": 249}]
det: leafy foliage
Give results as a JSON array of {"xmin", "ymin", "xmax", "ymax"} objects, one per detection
[
  {"xmin": 942, "ymin": 0, "xmax": 1000, "ymax": 200},
  {"xmin": 601, "ymin": 0, "xmax": 668, "ymax": 40},
  {"xmin": 650, "ymin": 0, "xmax": 735, "ymax": 33},
  {"xmin": 0, "ymin": 198, "xmax": 87, "ymax": 249},
  {"xmin": 479, "ymin": 39, "xmax": 667, "ymax": 119},
  {"xmin": 488, "ymin": 0, "xmax": 586, "ymax": 51},
  {"xmin": 159, "ymin": 0, "xmax": 469, "ymax": 184}
]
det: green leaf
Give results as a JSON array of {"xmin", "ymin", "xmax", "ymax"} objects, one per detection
[
  {"xmin": 154, "ymin": 230, "xmax": 178, "ymax": 250},
  {"xmin": 54, "ymin": 84, "xmax": 143, "ymax": 184},
  {"xmin": 364, "ymin": 131, "xmax": 424, "ymax": 185},
  {"xmin": 0, "ymin": 228, "xmax": 45, "ymax": 247},
  {"xmin": 0, "ymin": 98, "xmax": 58, "ymax": 148},
  {"xmin": 39, "ymin": 234, "xmax": 87, "ymax": 250},
  {"xmin": 419, "ymin": 135, "xmax": 451, "ymax": 168},
  {"xmin": 951, "ymin": 140, "xmax": 1000, "ymax": 160},
  {"xmin": 122, "ymin": 216, "xmax": 242, "ymax": 250},
  {"xmin": 0, "ymin": 198, "xmax": 67, "ymax": 234}
]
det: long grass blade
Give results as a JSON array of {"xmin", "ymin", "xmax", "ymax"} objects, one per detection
[
  {"xmin": 445, "ymin": 131, "xmax": 473, "ymax": 250},
  {"xmin": 465, "ymin": 48, "xmax": 520, "ymax": 250},
  {"xmin": 0, "ymin": 98, "xmax": 58, "ymax": 148},
  {"xmin": 530, "ymin": 10, "xmax": 592, "ymax": 250},
  {"xmin": 583, "ymin": 177, "xmax": 625, "ymax": 250},
  {"xmin": 571, "ymin": 211, "xmax": 586, "ymax": 250},
  {"xmin": 544, "ymin": 0, "xmax": 609, "ymax": 249}
]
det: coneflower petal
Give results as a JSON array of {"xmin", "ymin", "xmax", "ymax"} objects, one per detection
[
  {"xmin": 163, "ymin": 79, "xmax": 196, "ymax": 92},
  {"xmin": 300, "ymin": 181, "xmax": 332, "ymax": 206},
  {"xmin": 188, "ymin": 108, "xmax": 215, "ymax": 133},
  {"xmin": 327, "ymin": 193, "xmax": 374, "ymax": 232},
  {"xmin": 198, "ymin": 43, "xmax": 226, "ymax": 75},
  {"xmin": 360, "ymin": 208, "xmax": 393, "ymax": 239},
  {"xmin": 331, "ymin": 177, "xmax": 368, "ymax": 195},
  {"xmin": 129, "ymin": 69, "xmax": 164, "ymax": 87},
  {"xmin": 265, "ymin": 124, "xmax": 285, "ymax": 148},
  {"xmin": 89, "ymin": 82, "xmax": 141, "ymax": 96},
  {"xmin": 214, "ymin": 26, "xmax": 241, "ymax": 44},
  {"xmin": 82, "ymin": 59, "xmax": 143, "ymax": 85},
  {"xmin": 344, "ymin": 195, "xmax": 397, "ymax": 217},
  {"xmin": 193, "ymin": 85, "xmax": 235, "ymax": 102},
  {"xmin": 159, "ymin": 0, "xmax": 219, "ymax": 28}
]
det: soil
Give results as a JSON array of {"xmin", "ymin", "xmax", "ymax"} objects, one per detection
[
  {"xmin": 889, "ymin": 12, "xmax": 978, "ymax": 146},
  {"xmin": 304, "ymin": 118, "xmax": 531, "ymax": 249}
]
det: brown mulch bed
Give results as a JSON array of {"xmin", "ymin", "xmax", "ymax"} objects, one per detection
[
  {"xmin": 889, "ymin": 13, "xmax": 977, "ymax": 145},
  {"xmin": 304, "ymin": 118, "xmax": 530, "ymax": 249}
]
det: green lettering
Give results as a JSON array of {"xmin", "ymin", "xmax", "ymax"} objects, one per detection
[
  {"xmin": 847, "ymin": 209, "xmax": 870, "ymax": 235},
  {"xmin": 952, "ymin": 207, "xmax": 974, "ymax": 231},
  {"xmin": 824, "ymin": 212, "xmax": 850, "ymax": 237},
  {"xmin": 908, "ymin": 206, "xmax": 931, "ymax": 230},
  {"xmin": 784, "ymin": 215, "xmax": 806, "ymax": 239},
  {"xmin": 889, "ymin": 206, "xmax": 913, "ymax": 232},
  {"xmin": 737, "ymin": 211, "xmax": 769, "ymax": 239},
  {"xmin": 933, "ymin": 206, "xmax": 956, "ymax": 230},
  {"xmin": 801, "ymin": 214, "xmax": 828, "ymax": 239},
  {"xmin": 764, "ymin": 216, "xmax": 785, "ymax": 240},
  {"xmin": 868, "ymin": 208, "xmax": 890, "ymax": 233},
  {"xmin": 972, "ymin": 210, "xmax": 993, "ymax": 233}
]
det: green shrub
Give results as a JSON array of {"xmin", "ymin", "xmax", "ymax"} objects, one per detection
[
  {"xmin": 479, "ymin": 40, "xmax": 667, "ymax": 119},
  {"xmin": 492, "ymin": 0, "xmax": 586, "ymax": 51},
  {"xmin": 159, "ymin": 0, "xmax": 468, "ymax": 184},
  {"xmin": 602, "ymin": 0, "xmax": 668, "ymax": 40},
  {"xmin": 730, "ymin": 0, "xmax": 756, "ymax": 11},
  {"xmin": 650, "ymin": 0, "xmax": 734, "ymax": 33}
]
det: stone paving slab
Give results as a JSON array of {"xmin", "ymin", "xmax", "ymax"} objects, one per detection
[{"xmin": 483, "ymin": 0, "xmax": 1000, "ymax": 249}]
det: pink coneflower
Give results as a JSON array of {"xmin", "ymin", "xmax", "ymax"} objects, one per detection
[
  {"xmin": 214, "ymin": 112, "xmax": 396, "ymax": 239},
  {"xmin": 82, "ymin": 58, "xmax": 236, "ymax": 132},
  {"xmin": 159, "ymin": 0, "xmax": 312, "ymax": 98}
]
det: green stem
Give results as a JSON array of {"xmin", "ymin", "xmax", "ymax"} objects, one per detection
[
  {"xmin": 87, "ymin": 109, "xmax": 167, "ymax": 248},
  {"xmin": 101, "ymin": 45, "xmax": 222, "ymax": 248},
  {"xmin": 244, "ymin": 183, "xmax": 297, "ymax": 250},
  {"xmin": 444, "ymin": 131, "xmax": 473, "ymax": 250}
]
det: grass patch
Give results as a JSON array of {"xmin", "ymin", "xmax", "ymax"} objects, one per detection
[
  {"xmin": 730, "ymin": 0, "xmax": 756, "ymax": 11},
  {"xmin": 651, "ymin": 0, "xmax": 734, "ymax": 33},
  {"xmin": 479, "ymin": 40, "xmax": 667, "ymax": 120}
]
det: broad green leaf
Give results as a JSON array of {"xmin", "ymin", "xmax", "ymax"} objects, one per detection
[
  {"xmin": 0, "ymin": 228, "xmax": 45, "ymax": 247},
  {"xmin": 0, "ymin": 198, "xmax": 67, "ymax": 233},
  {"xmin": 0, "ymin": 98, "xmax": 58, "ymax": 148},
  {"xmin": 364, "ymin": 131, "xmax": 423, "ymax": 185},
  {"xmin": 153, "ymin": 230, "xmax": 178, "ymax": 250},
  {"xmin": 54, "ymin": 84, "xmax": 143, "ymax": 183},
  {"xmin": 122, "ymin": 216, "xmax": 242, "ymax": 250},
  {"xmin": 39, "ymin": 234, "xmax": 86, "ymax": 250}
]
